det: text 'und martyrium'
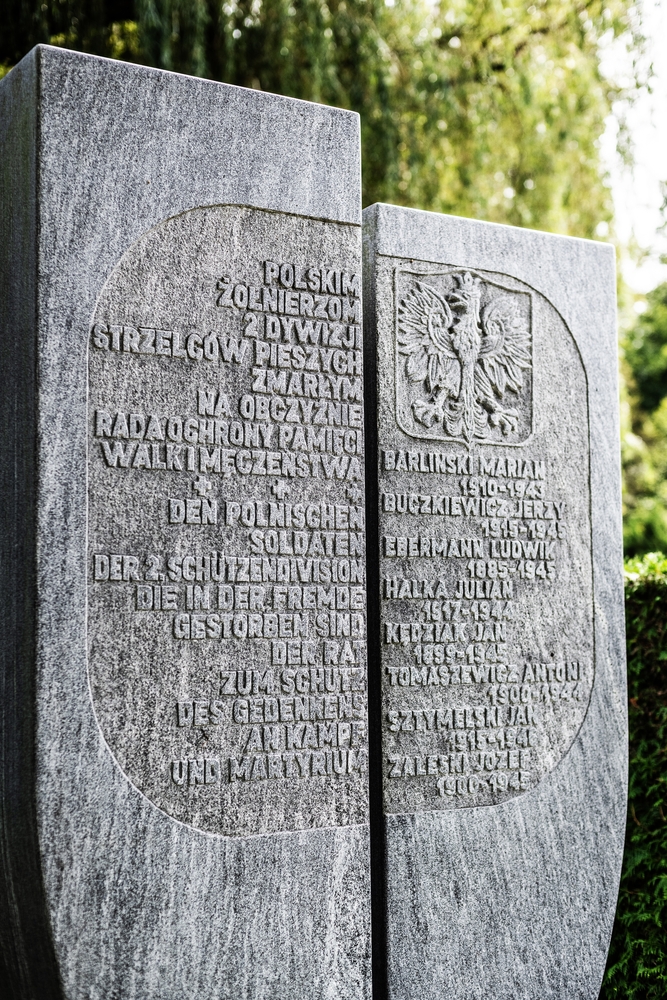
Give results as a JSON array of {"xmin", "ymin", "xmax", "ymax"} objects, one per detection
[
  {"xmin": 377, "ymin": 265, "xmax": 594, "ymax": 812},
  {"xmin": 87, "ymin": 206, "xmax": 367, "ymax": 837}
]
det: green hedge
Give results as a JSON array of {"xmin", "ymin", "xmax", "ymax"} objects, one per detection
[{"xmin": 601, "ymin": 553, "xmax": 667, "ymax": 998}]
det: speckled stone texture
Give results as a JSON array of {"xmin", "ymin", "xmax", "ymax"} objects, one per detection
[
  {"xmin": 363, "ymin": 203, "xmax": 626, "ymax": 1000},
  {"xmin": 0, "ymin": 46, "xmax": 370, "ymax": 1000}
]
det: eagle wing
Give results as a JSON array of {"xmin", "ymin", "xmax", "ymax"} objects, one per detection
[
  {"xmin": 476, "ymin": 297, "xmax": 531, "ymax": 402},
  {"xmin": 397, "ymin": 281, "xmax": 457, "ymax": 394}
]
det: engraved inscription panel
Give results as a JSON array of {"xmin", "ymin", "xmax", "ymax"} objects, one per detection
[
  {"xmin": 88, "ymin": 206, "xmax": 367, "ymax": 836},
  {"xmin": 377, "ymin": 262, "xmax": 593, "ymax": 812}
]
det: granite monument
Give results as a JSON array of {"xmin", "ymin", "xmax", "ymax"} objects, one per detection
[
  {"xmin": 363, "ymin": 203, "xmax": 626, "ymax": 1000},
  {"xmin": 0, "ymin": 46, "xmax": 370, "ymax": 1000}
]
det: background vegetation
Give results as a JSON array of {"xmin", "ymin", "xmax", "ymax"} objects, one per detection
[
  {"xmin": 3, "ymin": 0, "xmax": 667, "ymax": 994},
  {"xmin": 622, "ymin": 286, "xmax": 667, "ymax": 556},
  {"xmin": 601, "ymin": 554, "xmax": 667, "ymax": 998},
  {"xmin": 0, "ymin": 0, "xmax": 643, "ymax": 235}
]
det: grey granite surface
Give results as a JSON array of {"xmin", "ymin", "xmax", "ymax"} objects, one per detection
[
  {"xmin": 363, "ymin": 203, "xmax": 626, "ymax": 1000},
  {"xmin": 0, "ymin": 47, "xmax": 64, "ymax": 1000},
  {"xmin": 0, "ymin": 46, "xmax": 369, "ymax": 1000}
]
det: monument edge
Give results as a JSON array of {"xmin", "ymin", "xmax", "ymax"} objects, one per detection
[
  {"xmin": 27, "ymin": 56, "xmax": 370, "ymax": 999},
  {"xmin": 30, "ymin": 43, "xmax": 362, "ymax": 228},
  {"xmin": 0, "ymin": 47, "xmax": 65, "ymax": 1000},
  {"xmin": 362, "ymin": 201, "xmax": 627, "ymax": 999}
]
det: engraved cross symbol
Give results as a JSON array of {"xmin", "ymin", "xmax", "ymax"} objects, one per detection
[
  {"xmin": 271, "ymin": 480, "xmax": 290, "ymax": 500},
  {"xmin": 346, "ymin": 483, "xmax": 363, "ymax": 504},
  {"xmin": 193, "ymin": 475, "xmax": 213, "ymax": 497}
]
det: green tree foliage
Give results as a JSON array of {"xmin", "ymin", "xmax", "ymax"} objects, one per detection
[
  {"xmin": 601, "ymin": 553, "xmax": 667, "ymax": 998},
  {"xmin": 626, "ymin": 284, "xmax": 667, "ymax": 415},
  {"xmin": 622, "ymin": 284, "xmax": 667, "ymax": 556},
  {"xmin": 0, "ymin": 0, "xmax": 641, "ymax": 235},
  {"xmin": 0, "ymin": 0, "xmax": 135, "ymax": 68}
]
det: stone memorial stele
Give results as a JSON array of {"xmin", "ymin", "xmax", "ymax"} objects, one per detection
[
  {"xmin": 363, "ymin": 203, "xmax": 627, "ymax": 1000},
  {"xmin": 0, "ymin": 46, "xmax": 371, "ymax": 1000}
]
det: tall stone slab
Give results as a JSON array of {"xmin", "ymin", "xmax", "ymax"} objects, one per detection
[
  {"xmin": 363, "ymin": 203, "xmax": 626, "ymax": 999},
  {"xmin": 0, "ymin": 46, "xmax": 369, "ymax": 1000}
]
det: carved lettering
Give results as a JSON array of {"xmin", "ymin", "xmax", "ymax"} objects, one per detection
[
  {"xmin": 377, "ymin": 264, "xmax": 594, "ymax": 813},
  {"xmin": 88, "ymin": 206, "xmax": 367, "ymax": 837}
]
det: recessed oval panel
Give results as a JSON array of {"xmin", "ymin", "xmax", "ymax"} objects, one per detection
[
  {"xmin": 376, "ymin": 262, "xmax": 594, "ymax": 812},
  {"xmin": 87, "ymin": 205, "xmax": 367, "ymax": 836}
]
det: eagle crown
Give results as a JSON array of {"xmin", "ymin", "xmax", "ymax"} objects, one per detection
[{"xmin": 448, "ymin": 273, "xmax": 482, "ymax": 353}]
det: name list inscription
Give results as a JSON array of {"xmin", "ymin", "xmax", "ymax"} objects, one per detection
[{"xmin": 377, "ymin": 264, "xmax": 594, "ymax": 812}]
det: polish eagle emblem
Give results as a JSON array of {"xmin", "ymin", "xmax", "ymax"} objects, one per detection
[{"xmin": 397, "ymin": 272, "xmax": 532, "ymax": 444}]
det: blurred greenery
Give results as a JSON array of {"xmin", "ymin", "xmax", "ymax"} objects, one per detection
[
  {"xmin": 600, "ymin": 553, "xmax": 667, "ymax": 998},
  {"xmin": 0, "ymin": 0, "xmax": 643, "ymax": 234},
  {"xmin": 621, "ymin": 285, "xmax": 667, "ymax": 557}
]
